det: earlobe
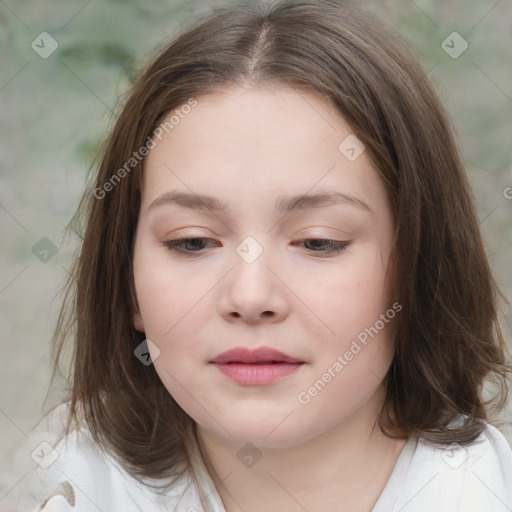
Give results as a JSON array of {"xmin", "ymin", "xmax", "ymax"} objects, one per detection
[{"xmin": 133, "ymin": 312, "xmax": 145, "ymax": 332}]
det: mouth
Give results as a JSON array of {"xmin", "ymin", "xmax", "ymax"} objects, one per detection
[
  {"xmin": 209, "ymin": 346, "xmax": 303, "ymax": 365},
  {"xmin": 209, "ymin": 346, "xmax": 305, "ymax": 385}
]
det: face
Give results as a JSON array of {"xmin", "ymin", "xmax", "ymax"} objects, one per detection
[{"xmin": 132, "ymin": 85, "xmax": 397, "ymax": 449}]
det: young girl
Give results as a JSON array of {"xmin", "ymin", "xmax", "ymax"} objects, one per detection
[{"xmin": 17, "ymin": 0, "xmax": 512, "ymax": 511}]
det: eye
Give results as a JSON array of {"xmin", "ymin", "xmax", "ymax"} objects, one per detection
[
  {"xmin": 292, "ymin": 238, "xmax": 350, "ymax": 255},
  {"xmin": 163, "ymin": 237, "xmax": 219, "ymax": 257},
  {"xmin": 162, "ymin": 237, "xmax": 349, "ymax": 257}
]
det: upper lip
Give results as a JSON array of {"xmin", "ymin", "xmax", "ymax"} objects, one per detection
[{"xmin": 210, "ymin": 346, "xmax": 303, "ymax": 364}]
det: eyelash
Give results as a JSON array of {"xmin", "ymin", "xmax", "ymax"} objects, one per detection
[{"xmin": 162, "ymin": 237, "xmax": 350, "ymax": 257}]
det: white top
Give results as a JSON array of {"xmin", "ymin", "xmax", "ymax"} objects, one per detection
[{"xmin": 13, "ymin": 402, "xmax": 512, "ymax": 512}]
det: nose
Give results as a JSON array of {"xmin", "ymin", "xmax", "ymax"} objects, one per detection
[{"xmin": 217, "ymin": 240, "xmax": 291, "ymax": 325}]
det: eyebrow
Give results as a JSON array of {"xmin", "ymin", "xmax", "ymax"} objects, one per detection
[{"xmin": 148, "ymin": 190, "xmax": 372, "ymax": 214}]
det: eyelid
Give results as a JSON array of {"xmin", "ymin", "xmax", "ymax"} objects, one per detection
[{"xmin": 161, "ymin": 236, "xmax": 350, "ymax": 257}]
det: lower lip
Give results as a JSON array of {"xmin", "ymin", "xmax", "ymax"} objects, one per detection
[{"xmin": 211, "ymin": 362, "xmax": 303, "ymax": 385}]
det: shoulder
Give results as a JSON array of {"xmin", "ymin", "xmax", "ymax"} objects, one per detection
[
  {"xmin": 14, "ymin": 402, "xmax": 201, "ymax": 512},
  {"xmin": 395, "ymin": 421, "xmax": 512, "ymax": 512}
]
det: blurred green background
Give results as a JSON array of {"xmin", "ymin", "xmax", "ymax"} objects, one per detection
[{"xmin": 1, "ymin": 0, "xmax": 511, "ymax": 508}]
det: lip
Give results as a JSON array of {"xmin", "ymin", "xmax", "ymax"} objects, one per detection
[
  {"xmin": 209, "ymin": 347, "xmax": 304, "ymax": 386},
  {"xmin": 209, "ymin": 346, "xmax": 303, "ymax": 364}
]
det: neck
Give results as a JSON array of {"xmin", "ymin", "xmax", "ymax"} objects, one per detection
[{"xmin": 195, "ymin": 385, "xmax": 407, "ymax": 512}]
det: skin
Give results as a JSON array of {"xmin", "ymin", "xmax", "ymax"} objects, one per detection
[{"xmin": 132, "ymin": 85, "xmax": 406, "ymax": 512}]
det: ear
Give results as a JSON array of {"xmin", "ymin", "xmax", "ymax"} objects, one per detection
[{"xmin": 133, "ymin": 311, "xmax": 145, "ymax": 332}]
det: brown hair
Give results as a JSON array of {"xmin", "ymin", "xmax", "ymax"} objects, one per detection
[{"xmin": 50, "ymin": 0, "xmax": 511, "ymax": 490}]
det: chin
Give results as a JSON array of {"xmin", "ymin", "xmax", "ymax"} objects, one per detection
[{"xmin": 202, "ymin": 414, "xmax": 318, "ymax": 450}]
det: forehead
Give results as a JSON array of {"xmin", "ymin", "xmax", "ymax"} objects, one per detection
[
  {"xmin": 148, "ymin": 85, "xmax": 346, "ymax": 163},
  {"xmin": 141, "ymin": 86, "xmax": 385, "ymax": 214}
]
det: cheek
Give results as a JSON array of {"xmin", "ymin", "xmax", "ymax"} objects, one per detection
[
  {"xmin": 295, "ymin": 250, "xmax": 396, "ymax": 392},
  {"xmin": 133, "ymin": 248, "xmax": 207, "ymax": 339},
  {"xmin": 133, "ymin": 258, "xmax": 218, "ymax": 403},
  {"xmin": 299, "ymin": 256, "xmax": 390, "ymax": 339},
  {"xmin": 134, "ymin": 261, "xmax": 211, "ymax": 404}
]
